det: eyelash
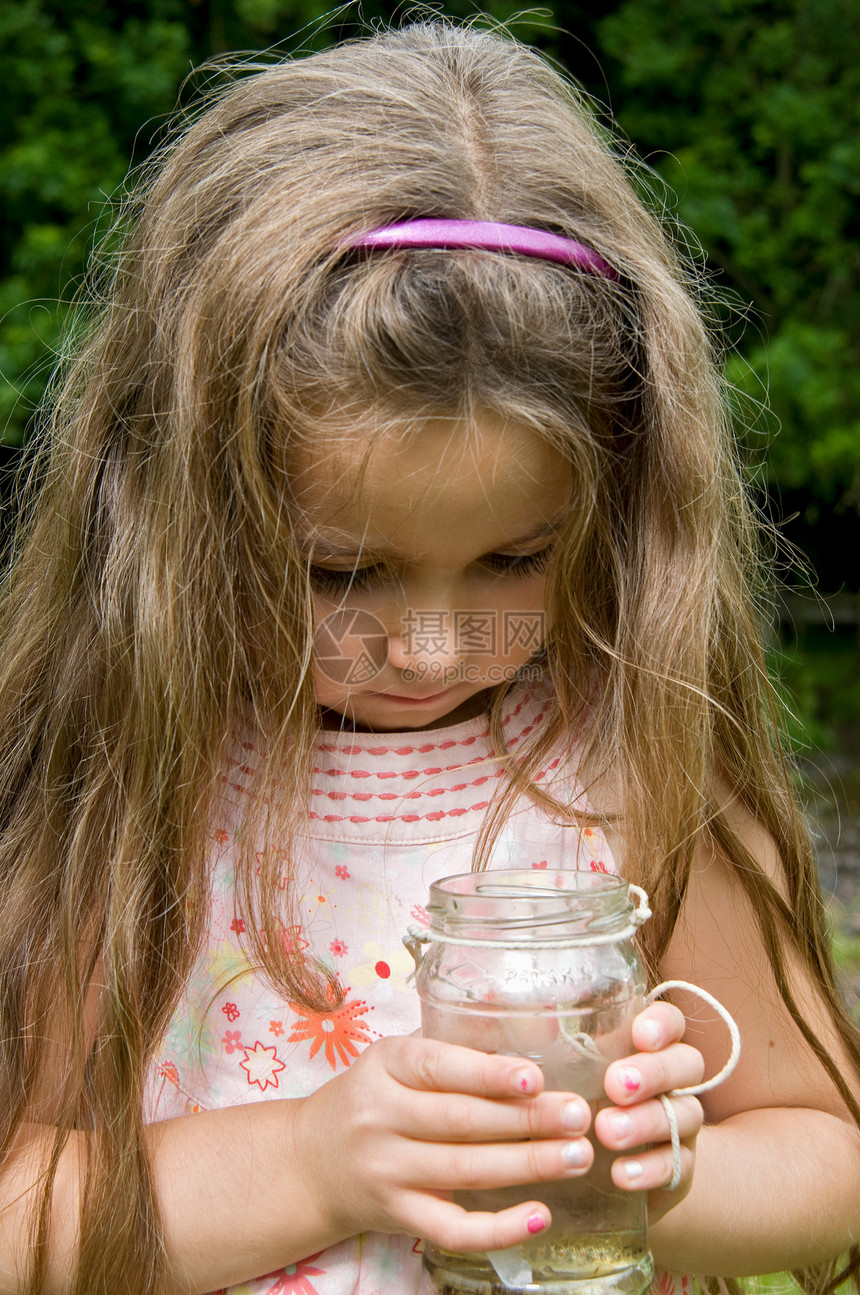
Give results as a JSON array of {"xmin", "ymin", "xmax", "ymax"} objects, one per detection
[{"xmin": 307, "ymin": 547, "xmax": 552, "ymax": 595}]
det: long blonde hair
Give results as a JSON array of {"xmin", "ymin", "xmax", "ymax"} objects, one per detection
[{"xmin": 0, "ymin": 20, "xmax": 856, "ymax": 1293}]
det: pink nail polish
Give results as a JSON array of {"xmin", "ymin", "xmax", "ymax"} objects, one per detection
[
  {"xmin": 527, "ymin": 1213, "xmax": 546, "ymax": 1235},
  {"xmin": 618, "ymin": 1066, "xmax": 641, "ymax": 1094},
  {"xmin": 513, "ymin": 1068, "xmax": 537, "ymax": 1095}
]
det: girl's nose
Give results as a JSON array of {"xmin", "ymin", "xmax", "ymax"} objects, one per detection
[{"xmin": 385, "ymin": 603, "xmax": 465, "ymax": 675}]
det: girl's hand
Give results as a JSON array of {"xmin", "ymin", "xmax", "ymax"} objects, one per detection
[
  {"xmin": 289, "ymin": 1035, "xmax": 594, "ymax": 1254},
  {"xmin": 595, "ymin": 1002, "xmax": 705, "ymax": 1223}
]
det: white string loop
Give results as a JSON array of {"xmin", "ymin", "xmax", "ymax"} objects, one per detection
[{"xmin": 646, "ymin": 979, "xmax": 742, "ymax": 1189}]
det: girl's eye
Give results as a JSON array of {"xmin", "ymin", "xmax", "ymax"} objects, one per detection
[
  {"xmin": 307, "ymin": 564, "xmax": 387, "ymax": 595},
  {"xmin": 307, "ymin": 546, "xmax": 553, "ymax": 594},
  {"xmin": 481, "ymin": 547, "xmax": 553, "ymax": 577}
]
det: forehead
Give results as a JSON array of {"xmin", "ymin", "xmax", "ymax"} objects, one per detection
[{"xmin": 289, "ymin": 411, "xmax": 571, "ymax": 552}]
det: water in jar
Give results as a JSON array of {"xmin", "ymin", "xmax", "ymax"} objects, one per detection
[{"xmin": 421, "ymin": 1000, "xmax": 653, "ymax": 1295}]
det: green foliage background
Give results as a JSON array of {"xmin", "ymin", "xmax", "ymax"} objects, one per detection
[{"xmin": 1, "ymin": 0, "xmax": 859, "ymax": 740}]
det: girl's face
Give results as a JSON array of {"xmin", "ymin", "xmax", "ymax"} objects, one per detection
[{"xmin": 292, "ymin": 410, "xmax": 571, "ymax": 731}]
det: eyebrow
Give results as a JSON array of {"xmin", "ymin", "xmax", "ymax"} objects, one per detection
[{"xmin": 298, "ymin": 516, "xmax": 566, "ymax": 561}]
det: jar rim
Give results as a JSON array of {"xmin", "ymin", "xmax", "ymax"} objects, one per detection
[{"xmin": 427, "ymin": 868, "xmax": 634, "ymax": 941}]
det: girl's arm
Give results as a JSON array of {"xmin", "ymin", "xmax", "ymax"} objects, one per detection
[
  {"xmin": 596, "ymin": 796, "xmax": 860, "ymax": 1274},
  {"xmin": 0, "ymin": 1042, "xmax": 603, "ymax": 1295}
]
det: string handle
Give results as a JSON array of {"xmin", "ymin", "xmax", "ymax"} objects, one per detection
[{"xmin": 645, "ymin": 979, "xmax": 741, "ymax": 1188}]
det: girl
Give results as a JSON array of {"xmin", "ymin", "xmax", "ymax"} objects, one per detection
[{"xmin": 0, "ymin": 20, "xmax": 857, "ymax": 1295}]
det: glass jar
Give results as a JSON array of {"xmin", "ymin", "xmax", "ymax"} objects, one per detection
[{"xmin": 408, "ymin": 868, "xmax": 653, "ymax": 1295}]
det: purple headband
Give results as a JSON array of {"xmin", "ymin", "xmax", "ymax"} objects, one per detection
[{"xmin": 348, "ymin": 218, "xmax": 616, "ymax": 279}]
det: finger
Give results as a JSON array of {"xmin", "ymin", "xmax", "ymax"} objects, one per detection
[
  {"xmin": 594, "ymin": 1094, "xmax": 702, "ymax": 1151},
  {"xmin": 413, "ymin": 1088, "xmax": 592, "ymax": 1144},
  {"xmin": 384, "ymin": 1036, "xmax": 546, "ymax": 1099},
  {"xmin": 398, "ymin": 1133, "xmax": 594, "ymax": 1193},
  {"xmin": 407, "ymin": 1194, "xmax": 553, "ymax": 1255},
  {"xmin": 611, "ymin": 1141, "xmax": 696, "ymax": 1193},
  {"xmin": 603, "ymin": 1042, "xmax": 704, "ymax": 1106},
  {"xmin": 631, "ymin": 1001, "xmax": 687, "ymax": 1052}
]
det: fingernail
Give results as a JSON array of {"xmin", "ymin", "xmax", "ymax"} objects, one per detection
[
  {"xmin": 617, "ymin": 1066, "xmax": 641, "ymax": 1094},
  {"xmin": 562, "ymin": 1141, "xmax": 589, "ymax": 1169},
  {"xmin": 638, "ymin": 1018, "xmax": 661, "ymax": 1048},
  {"xmin": 561, "ymin": 1100, "xmax": 588, "ymax": 1132},
  {"xmin": 527, "ymin": 1212, "xmax": 546, "ymax": 1234},
  {"xmin": 608, "ymin": 1110, "xmax": 635, "ymax": 1139},
  {"xmin": 513, "ymin": 1068, "xmax": 538, "ymax": 1095},
  {"xmin": 624, "ymin": 1159, "xmax": 644, "ymax": 1181}
]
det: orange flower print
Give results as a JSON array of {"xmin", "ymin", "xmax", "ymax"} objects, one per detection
[
  {"xmin": 289, "ymin": 985, "xmax": 374, "ymax": 1070},
  {"xmin": 154, "ymin": 1060, "xmax": 180, "ymax": 1109},
  {"xmin": 158, "ymin": 1060, "xmax": 180, "ymax": 1086},
  {"xmin": 239, "ymin": 1040, "xmax": 286, "ymax": 1091},
  {"xmin": 260, "ymin": 1253, "xmax": 325, "ymax": 1293},
  {"xmin": 270, "ymin": 1020, "xmax": 284, "ymax": 1036}
]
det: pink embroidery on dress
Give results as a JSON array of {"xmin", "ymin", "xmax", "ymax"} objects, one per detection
[
  {"xmin": 289, "ymin": 986, "xmax": 375, "ymax": 1070},
  {"xmin": 239, "ymin": 1041, "xmax": 287, "ymax": 1091},
  {"xmin": 311, "ymin": 768, "xmax": 503, "ymax": 805},
  {"xmin": 313, "ymin": 752, "xmax": 490, "ymax": 781},
  {"xmin": 329, "ymin": 939, "xmax": 348, "ymax": 957},
  {"xmin": 335, "ymin": 865, "xmax": 350, "ymax": 879},
  {"xmin": 222, "ymin": 1030, "xmax": 242, "ymax": 1054}
]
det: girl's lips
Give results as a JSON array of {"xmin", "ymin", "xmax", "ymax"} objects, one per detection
[{"xmin": 366, "ymin": 689, "xmax": 452, "ymax": 705}]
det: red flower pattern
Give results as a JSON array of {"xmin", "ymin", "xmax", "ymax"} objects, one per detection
[
  {"xmin": 221, "ymin": 1001, "xmax": 240, "ymax": 1022},
  {"xmin": 259, "ymin": 1253, "xmax": 325, "ymax": 1294},
  {"xmin": 239, "ymin": 1040, "xmax": 287, "ymax": 1091}
]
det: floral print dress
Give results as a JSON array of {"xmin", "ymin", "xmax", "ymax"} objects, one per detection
[{"xmin": 143, "ymin": 679, "xmax": 691, "ymax": 1295}]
